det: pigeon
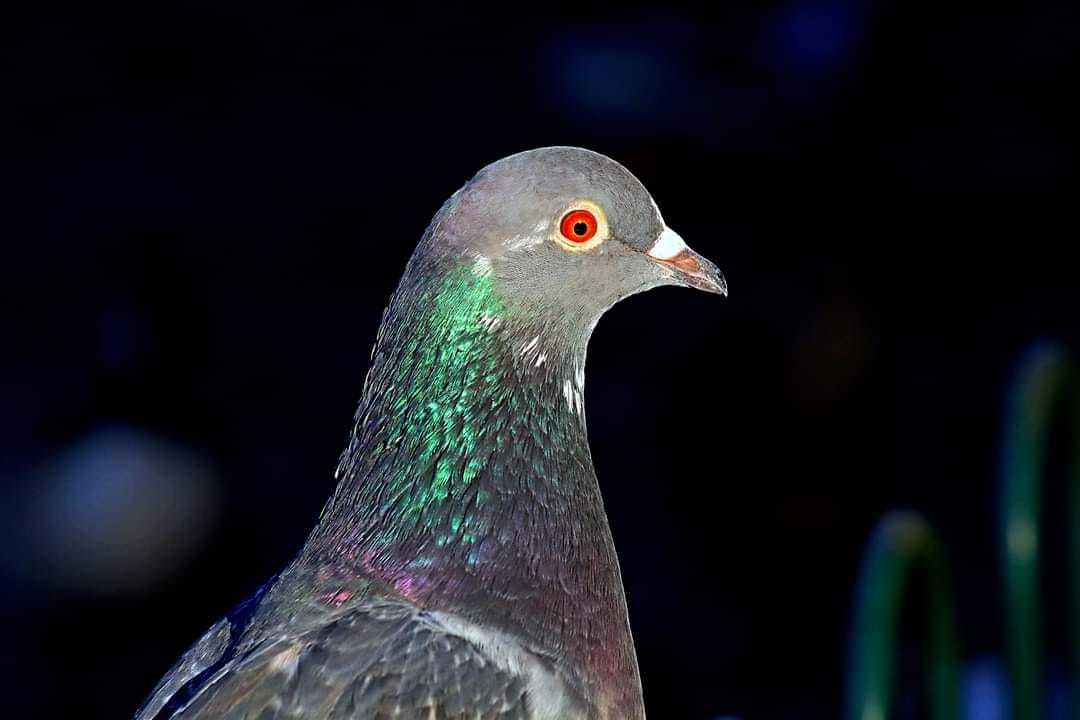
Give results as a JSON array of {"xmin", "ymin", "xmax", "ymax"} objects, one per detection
[{"xmin": 136, "ymin": 147, "xmax": 726, "ymax": 720}]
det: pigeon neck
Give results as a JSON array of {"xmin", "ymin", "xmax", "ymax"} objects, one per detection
[{"xmin": 302, "ymin": 256, "xmax": 643, "ymax": 715}]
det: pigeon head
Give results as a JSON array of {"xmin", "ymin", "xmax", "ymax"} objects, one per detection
[{"xmin": 421, "ymin": 146, "xmax": 726, "ymax": 341}]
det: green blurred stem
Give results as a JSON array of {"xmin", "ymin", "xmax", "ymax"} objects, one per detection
[
  {"xmin": 846, "ymin": 511, "xmax": 960, "ymax": 720},
  {"xmin": 1000, "ymin": 343, "xmax": 1080, "ymax": 720}
]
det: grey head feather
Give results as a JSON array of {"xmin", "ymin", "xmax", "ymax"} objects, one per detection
[{"xmin": 426, "ymin": 146, "xmax": 687, "ymax": 340}]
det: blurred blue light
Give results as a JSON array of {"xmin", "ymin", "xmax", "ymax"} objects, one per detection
[
  {"xmin": 541, "ymin": 17, "xmax": 698, "ymax": 132},
  {"xmin": 32, "ymin": 426, "xmax": 222, "ymax": 593},
  {"xmin": 780, "ymin": 3, "xmax": 853, "ymax": 67},
  {"xmin": 963, "ymin": 658, "xmax": 1008, "ymax": 720},
  {"xmin": 1047, "ymin": 668, "xmax": 1072, "ymax": 720},
  {"xmin": 555, "ymin": 44, "xmax": 682, "ymax": 123}
]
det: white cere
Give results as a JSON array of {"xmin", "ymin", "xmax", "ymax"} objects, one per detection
[{"xmin": 647, "ymin": 226, "xmax": 688, "ymax": 260}]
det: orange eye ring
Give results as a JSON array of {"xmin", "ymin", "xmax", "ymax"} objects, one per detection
[{"xmin": 560, "ymin": 209, "xmax": 598, "ymax": 243}]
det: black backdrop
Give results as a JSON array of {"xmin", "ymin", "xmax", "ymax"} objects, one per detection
[{"xmin": 3, "ymin": 1, "xmax": 1078, "ymax": 718}]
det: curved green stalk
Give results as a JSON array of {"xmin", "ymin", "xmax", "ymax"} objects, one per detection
[
  {"xmin": 1000, "ymin": 342, "xmax": 1080, "ymax": 720},
  {"xmin": 845, "ymin": 511, "xmax": 960, "ymax": 720}
]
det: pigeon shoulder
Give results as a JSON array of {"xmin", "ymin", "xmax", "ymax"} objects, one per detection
[
  {"xmin": 136, "ymin": 578, "xmax": 587, "ymax": 720},
  {"xmin": 134, "ymin": 579, "xmax": 273, "ymax": 720},
  {"xmin": 134, "ymin": 616, "xmax": 232, "ymax": 720}
]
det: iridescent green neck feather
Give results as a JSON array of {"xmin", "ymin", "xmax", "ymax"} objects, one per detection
[{"xmin": 300, "ymin": 232, "xmax": 641, "ymax": 713}]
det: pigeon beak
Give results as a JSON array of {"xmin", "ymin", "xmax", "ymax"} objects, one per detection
[{"xmin": 646, "ymin": 227, "xmax": 728, "ymax": 296}]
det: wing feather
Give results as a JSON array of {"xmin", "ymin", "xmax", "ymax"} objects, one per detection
[{"xmin": 165, "ymin": 602, "xmax": 538, "ymax": 720}]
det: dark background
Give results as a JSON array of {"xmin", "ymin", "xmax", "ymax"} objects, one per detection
[{"xmin": 2, "ymin": 0, "xmax": 1078, "ymax": 718}]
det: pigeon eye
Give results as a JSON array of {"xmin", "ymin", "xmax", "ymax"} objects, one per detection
[
  {"xmin": 553, "ymin": 201, "xmax": 608, "ymax": 252},
  {"xmin": 560, "ymin": 210, "xmax": 598, "ymax": 243}
]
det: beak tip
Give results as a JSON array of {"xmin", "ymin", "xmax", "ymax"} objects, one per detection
[{"xmin": 702, "ymin": 275, "xmax": 728, "ymax": 297}]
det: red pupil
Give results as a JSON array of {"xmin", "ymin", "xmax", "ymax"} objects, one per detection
[{"xmin": 561, "ymin": 210, "xmax": 596, "ymax": 243}]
